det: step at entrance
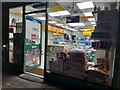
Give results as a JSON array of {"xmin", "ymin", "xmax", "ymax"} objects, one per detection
[{"xmin": 19, "ymin": 73, "xmax": 43, "ymax": 83}]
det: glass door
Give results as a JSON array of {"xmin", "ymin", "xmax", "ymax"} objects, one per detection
[
  {"xmin": 24, "ymin": 16, "xmax": 42, "ymax": 72},
  {"xmin": 23, "ymin": 3, "xmax": 47, "ymax": 77}
]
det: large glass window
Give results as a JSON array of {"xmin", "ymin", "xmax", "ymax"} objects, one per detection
[
  {"xmin": 46, "ymin": 1, "xmax": 118, "ymax": 86},
  {"xmin": 9, "ymin": 7, "xmax": 23, "ymax": 64}
]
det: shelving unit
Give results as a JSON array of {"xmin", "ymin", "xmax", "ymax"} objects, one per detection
[
  {"xmin": 9, "ymin": 22, "xmax": 23, "ymax": 64},
  {"xmin": 91, "ymin": 10, "xmax": 118, "ymax": 79}
]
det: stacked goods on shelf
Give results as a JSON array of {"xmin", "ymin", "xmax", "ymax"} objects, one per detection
[
  {"xmin": 90, "ymin": 10, "xmax": 118, "ymax": 80},
  {"xmin": 91, "ymin": 32, "xmax": 111, "ymax": 39},
  {"xmin": 92, "ymin": 41, "xmax": 112, "ymax": 49},
  {"xmin": 91, "ymin": 10, "xmax": 118, "ymax": 50},
  {"xmin": 97, "ymin": 10, "xmax": 116, "ymax": 23},
  {"xmin": 91, "ymin": 10, "xmax": 117, "ymax": 40},
  {"xmin": 13, "ymin": 22, "xmax": 23, "ymax": 64}
]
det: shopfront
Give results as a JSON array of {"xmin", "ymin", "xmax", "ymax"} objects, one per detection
[
  {"xmin": 2, "ymin": 1, "xmax": 120, "ymax": 89},
  {"xmin": 45, "ymin": 1, "xmax": 120, "ymax": 88}
]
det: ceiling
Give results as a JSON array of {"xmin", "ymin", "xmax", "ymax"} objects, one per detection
[{"xmin": 9, "ymin": 1, "xmax": 117, "ymax": 31}]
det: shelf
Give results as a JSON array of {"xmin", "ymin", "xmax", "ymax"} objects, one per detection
[
  {"xmin": 9, "ymin": 25, "xmax": 16, "ymax": 27},
  {"xmin": 91, "ymin": 38, "xmax": 111, "ymax": 41},
  {"xmin": 9, "ymin": 25, "xmax": 22, "ymax": 27},
  {"xmin": 94, "ymin": 30, "xmax": 113, "ymax": 33},
  {"xmin": 94, "ymin": 48, "xmax": 111, "ymax": 50},
  {"xmin": 16, "ymin": 25, "xmax": 22, "ymax": 27},
  {"xmin": 97, "ymin": 21, "xmax": 114, "ymax": 24}
]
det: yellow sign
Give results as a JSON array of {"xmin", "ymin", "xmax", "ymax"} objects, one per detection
[
  {"xmin": 58, "ymin": 28, "xmax": 64, "ymax": 34},
  {"xmin": 42, "ymin": 25, "xmax": 64, "ymax": 34},
  {"xmin": 82, "ymin": 31, "xmax": 94, "ymax": 36},
  {"xmin": 81, "ymin": 28, "xmax": 94, "ymax": 31},
  {"xmin": 53, "ymin": 33, "xmax": 62, "ymax": 36},
  {"xmin": 10, "ymin": 12, "xmax": 22, "ymax": 17},
  {"xmin": 49, "ymin": 6, "xmax": 65, "ymax": 12}
]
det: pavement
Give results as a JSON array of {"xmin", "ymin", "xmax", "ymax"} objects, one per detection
[{"xmin": 2, "ymin": 73, "xmax": 62, "ymax": 89}]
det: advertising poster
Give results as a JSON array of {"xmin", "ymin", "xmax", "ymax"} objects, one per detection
[{"xmin": 24, "ymin": 17, "xmax": 42, "ymax": 71}]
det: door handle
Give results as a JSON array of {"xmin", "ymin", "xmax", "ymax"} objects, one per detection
[
  {"xmin": 3, "ymin": 45, "xmax": 7, "ymax": 48},
  {"xmin": 2, "ymin": 44, "xmax": 8, "ymax": 49}
]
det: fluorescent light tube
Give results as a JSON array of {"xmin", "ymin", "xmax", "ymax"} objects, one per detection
[
  {"xmin": 91, "ymin": 22, "xmax": 96, "ymax": 24},
  {"xmin": 73, "ymin": 29, "xmax": 77, "ymax": 31},
  {"xmin": 37, "ymin": 17, "xmax": 46, "ymax": 20},
  {"xmin": 84, "ymin": 12, "xmax": 93, "ymax": 16},
  {"xmin": 69, "ymin": 28, "xmax": 77, "ymax": 31},
  {"xmin": 57, "ymin": 10, "xmax": 70, "ymax": 16},
  {"xmin": 28, "ymin": 13, "xmax": 36, "ymax": 16},
  {"xmin": 93, "ymin": 24, "xmax": 96, "ymax": 26},
  {"xmin": 61, "ymin": 26, "xmax": 65, "ymax": 28},
  {"xmin": 21, "ymin": 11, "xmax": 30, "ymax": 13},
  {"xmin": 48, "ymin": 21, "xmax": 57, "ymax": 24},
  {"xmin": 61, "ymin": 26, "xmax": 66, "ymax": 28},
  {"xmin": 49, "ymin": 12, "xmax": 60, "ymax": 16},
  {"xmin": 68, "ymin": 23, "xmax": 85, "ymax": 26},
  {"xmin": 56, "ymin": 23, "xmax": 63, "ymax": 26},
  {"xmin": 49, "ymin": 10, "xmax": 70, "ymax": 16},
  {"xmin": 88, "ymin": 18, "xmax": 95, "ymax": 22},
  {"xmin": 77, "ymin": 1, "xmax": 94, "ymax": 10},
  {"xmin": 70, "ymin": 28, "xmax": 75, "ymax": 31},
  {"xmin": 26, "ymin": 11, "xmax": 30, "ymax": 13},
  {"xmin": 65, "ymin": 26, "xmax": 69, "ymax": 29}
]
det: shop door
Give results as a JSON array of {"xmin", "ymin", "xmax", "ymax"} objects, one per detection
[{"xmin": 24, "ymin": 16, "xmax": 42, "ymax": 72}]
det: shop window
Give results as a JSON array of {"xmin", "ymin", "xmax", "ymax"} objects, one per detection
[
  {"xmin": 9, "ymin": 7, "xmax": 23, "ymax": 64},
  {"xmin": 46, "ymin": 2, "xmax": 118, "ymax": 86}
]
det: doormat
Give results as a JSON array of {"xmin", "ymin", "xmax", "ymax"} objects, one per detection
[{"xmin": 19, "ymin": 73, "xmax": 44, "ymax": 83}]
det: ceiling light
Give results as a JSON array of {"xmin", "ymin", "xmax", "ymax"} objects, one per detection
[
  {"xmin": 49, "ymin": 10, "xmax": 70, "ymax": 16},
  {"xmin": 49, "ymin": 12, "xmax": 60, "ymax": 16},
  {"xmin": 73, "ymin": 29, "xmax": 78, "ymax": 31},
  {"xmin": 37, "ymin": 17, "xmax": 46, "ymax": 20},
  {"xmin": 56, "ymin": 23, "xmax": 63, "ymax": 26},
  {"xmin": 91, "ymin": 22, "xmax": 96, "ymax": 24},
  {"xmin": 69, "ymin": 28, "xmax": 72, "ymax": 30},
  {"xmin": 61, "ymin": 26, "xmax": 66, "ymax": 28},
  {"xmin": 64, "ymin": 26, "xmax": 77, "ymax": 31},
  {"xmin": 81, "ymin": 29, "xmax": 91, "ymax": 31},
  {"xmin": 26, "ymin": 11, "xmax": 30, "ymax": 13},
  {"xmin": 57, "ymin": 10, "xmax": 70, "ymax": 16},
  {"xmin": 49, "ymin": 21, "xmax": 57, "ymax": 24},
  {"xmin": 66, "ymin": 27, "xmax": 73, "ymax": 31},
  {"xmin": 70, "ymin": 29, "xmax": 74, "ymax": 31},
  {"xmin": 66, "ymin": 27, "xmax": 70, "ymax": 29},
  {"xmin": 77, "ymin": 1, "xmax": 94, "ymax": 10},
  {"xmin": 84, "ymin": 12, "xmax": 93, "ymax": 16},
  {"xmin": 28, "ymin": 13, "xmax": 36, "ymax": 16},
  {"xmin": 88, "ymin": 18, "xmax": 95, "ymax": 22},
  {"xmin": 21, "ymin": 11, "xmax": 30, "ymax": 13},
  {"xmin": 93, "ymin": 24, "xmax": 96, "ymax": 27},
  {"xmin": 68, "ymin": 23, "xmax": 85, "ymax": 26},
  {"xmin": 70, "ymin": 28, "xmax": 77, "ymax": 31}
]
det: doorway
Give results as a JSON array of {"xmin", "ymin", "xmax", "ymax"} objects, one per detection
[
  {"xmin": 23, "ymin": 3, "xmax": 48, "ymax": 78},
  {"xmin": 8, "ymin": 3, "xmax": 48, "ymax": 78}
]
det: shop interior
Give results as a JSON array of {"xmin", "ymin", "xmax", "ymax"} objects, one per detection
[{"xmin": 8, "ymin": 1, "xmax": 118, "ymax": 86}]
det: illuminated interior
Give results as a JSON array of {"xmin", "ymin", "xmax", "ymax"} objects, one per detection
[{"xmin": 8, "ymin": 1, "xmax": 118, "ymax": 86}]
